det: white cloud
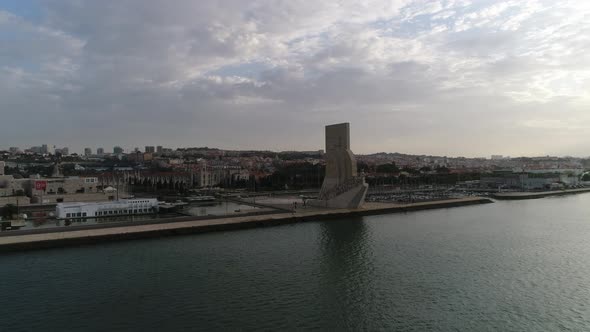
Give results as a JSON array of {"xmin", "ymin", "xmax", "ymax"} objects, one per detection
[{"xmin": 1, "ymin": 0, "xmax": 590, "ymax": 156}]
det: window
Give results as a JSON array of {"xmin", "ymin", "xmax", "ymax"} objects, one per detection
[
  {"xmin": 82, "ymin": 212, "xmax": 87, "ymax": 217},
  {"xmin": 66, "ymin": 213, "xmax": 71, "ymax": 218},
  {"xmin": 77, "ymin": 212, "xmax": 82, "ymax": 217}
]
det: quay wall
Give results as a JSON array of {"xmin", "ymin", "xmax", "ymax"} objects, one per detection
[{"xmin": 0, "ymin": 197, "xmax": 492, "ymax": 252}]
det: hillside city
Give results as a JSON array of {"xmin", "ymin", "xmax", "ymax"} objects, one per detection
[{"xmin": 1, "ymin": 144, "xmax": 589, "ymax": 209}]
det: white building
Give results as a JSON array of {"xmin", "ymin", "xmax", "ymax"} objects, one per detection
[{"xmin": 56, "ymin": 198, "xmax": 159, "ymax": 219}]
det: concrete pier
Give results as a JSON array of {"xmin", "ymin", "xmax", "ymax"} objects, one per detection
[{"xmin": 0, "ymin": 197, "xmax": 492, "ymax": 252}]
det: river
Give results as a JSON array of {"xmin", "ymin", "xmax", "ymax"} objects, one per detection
[{"xmin": 2, "ymin": 193, "xmax": 590, "ymax": 331}]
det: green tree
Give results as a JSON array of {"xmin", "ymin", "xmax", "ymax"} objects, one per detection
[
  {"xmin": 436, "ymin": 166, "xmax": 450, "ymax": 174},
  {"xmin": 401, "ymin": 166, "xmax": 420, "ymax": 175},
  {"xmin": 1, "ymin": 204, "xmax": 17, "ymax": 220},
  {"xmin": 376, "ymin": 163, "xmax": 399, "ymax": 174},
  {"xmin": 419, "ymin": 166, "xmax": 432, "ymax": 173}
]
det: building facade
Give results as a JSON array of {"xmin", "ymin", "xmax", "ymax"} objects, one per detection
[{"xmin": 56, "ymin": 198, "xmax": 159, "ymax": 219}]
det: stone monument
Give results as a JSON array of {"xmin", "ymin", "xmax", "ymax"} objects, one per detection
[{"xmin": 309, "ymin": 123, "xmax": 368, "ymax": 209}]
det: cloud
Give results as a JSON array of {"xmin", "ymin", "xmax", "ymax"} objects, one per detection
[{"xmin": 1, "ymin": 0, "xmax": 590, "ymax": 156}]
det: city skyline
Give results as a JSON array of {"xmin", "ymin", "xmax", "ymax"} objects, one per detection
[
  {"xmin": 1, "ymin": 142, "xmax": 589, "ymax": 160},
  {"xmin": 1, "ymin": 1, "xmax": 590, "ymax": 156}
]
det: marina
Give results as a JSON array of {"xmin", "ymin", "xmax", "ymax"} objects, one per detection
[{"xmin": 492, "ymin": 187, "xmax": 590, "ymax": 200}]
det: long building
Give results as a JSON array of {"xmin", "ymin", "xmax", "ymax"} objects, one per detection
[{"xmin": 56, "ymin": 198, "xmax": 159, "ymax": 219}]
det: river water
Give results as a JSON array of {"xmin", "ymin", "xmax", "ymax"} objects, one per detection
[{"xmin": 3, "ymin": 194, "xmax": 590, "ymax": 331}]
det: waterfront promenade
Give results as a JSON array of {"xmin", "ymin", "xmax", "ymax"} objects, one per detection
[
  {"xmin": 0, "ymin": 197, "xmax": 492, "ymax": 252},
  {"xmin": 492, "ymin": 188, "xmax": 590, "ymax": 200}
]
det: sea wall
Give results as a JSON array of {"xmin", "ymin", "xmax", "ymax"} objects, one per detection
[{"xmin": 0, "ymin": 197, "xmax": 492, "ymax": 252}]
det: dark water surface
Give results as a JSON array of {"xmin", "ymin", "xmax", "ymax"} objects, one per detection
[{"xmin": 3, "ymin": 194, "xmax": 590, "ymax": 331}]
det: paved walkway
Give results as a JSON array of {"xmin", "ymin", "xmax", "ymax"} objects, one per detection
[{"xmin": 0, "ymin": 197, "xmax": 491, "ymax": 252}]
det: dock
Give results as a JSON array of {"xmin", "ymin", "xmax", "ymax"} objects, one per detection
[
  {"xmin": 492, "ymin": 188, "xmax": 590, "ymax": 200},
  {"xmin": 0, "ymin": 197, "xmax": 492, "ymax": 252}
]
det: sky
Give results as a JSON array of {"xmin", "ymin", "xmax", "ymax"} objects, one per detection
[{"xmin": 0, "ymin": 0, "xmax": 589, "ymax": 157}]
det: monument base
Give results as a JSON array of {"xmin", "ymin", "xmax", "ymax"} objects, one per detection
[{"xmin": 308, "ymin": 182, "xmax": 368, "ymax": 209}]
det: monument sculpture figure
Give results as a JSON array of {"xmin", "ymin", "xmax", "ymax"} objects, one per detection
[{"xmin": 309, "ymin": 123, "xmax": 368, "ymax": 209}]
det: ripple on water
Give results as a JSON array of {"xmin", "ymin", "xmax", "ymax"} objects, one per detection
[{"xmin": 3, "ymin": 195, "xmax": 590, "ymax": 330}]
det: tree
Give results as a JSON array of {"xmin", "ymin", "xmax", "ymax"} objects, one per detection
[
  {"xmin": 1, "ymin": 204, "xmax": 17, "ymax": 220},
  {"xmin": 376, "ymin": 163, "xmax": 399, "ymax": 174},
  {"xmin": 436, "ymin": 166, "xmax": 450, "ymax": 174},
  {"xmin": 401, "ymin": 166, "xmax": 420, "ymax": 175},
  {"xmin": 419, "ymin": 166, "xmax": 432, "ymax": 173},
  {"xmin": 357, "ymin": 161, "xmax": 370, "ymax": 173}
]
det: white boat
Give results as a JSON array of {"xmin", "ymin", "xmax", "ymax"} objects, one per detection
[
  {"xmin": 56, "ymin": 199, "xmax": 159, "ymax": 219},
  {"xmin": 185, "ymin": 195, "xmax": 216, "ymax": 202},
  {"xmin": 158, "ymin": 200, "xmax": 188, "ymax": 211},
  {"xmin": 0, "ymin": 218, "xmax": 26, "ymax": 231}
]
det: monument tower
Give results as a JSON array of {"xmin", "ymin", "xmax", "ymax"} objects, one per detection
[{"xmin": 309, "ymin": 123, "xmax": 368, "ymax": 209}]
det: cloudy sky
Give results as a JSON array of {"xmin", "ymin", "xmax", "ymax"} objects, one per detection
[{"xmin": 1, "ymin": 0, "xmax": 589, "ymax": 157}]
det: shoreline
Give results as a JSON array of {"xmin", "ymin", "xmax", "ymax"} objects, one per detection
[
  {"xmin": 492, "ymin": 188, "xmax": 590, "ymax": 200},
  {"xmin": 0, "ymin": 197, "xmax": 492, "ymax": 252}
]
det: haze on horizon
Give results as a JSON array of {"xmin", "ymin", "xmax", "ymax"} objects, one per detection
[{"xmin": 1, "ymin": 0, "xmax": 589, "ymax": 157}]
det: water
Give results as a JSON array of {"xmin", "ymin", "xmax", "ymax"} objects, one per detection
[{"xmin": 3, "ymin": 194, "xmax": 590, "ymax": 331}]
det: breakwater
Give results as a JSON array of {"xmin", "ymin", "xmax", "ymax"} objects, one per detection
[{"xmin": 0, "ymin": 197, "xmax": 492, "ymax": 252}]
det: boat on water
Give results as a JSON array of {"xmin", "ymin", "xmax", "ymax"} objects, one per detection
[
  {"xmin": 0, "ymin": 218, "xmax": 26, "ymax": 231},
  {"xmin": 158, "ymin": 200, "xmax": 189, "ymax": 212},
  {"xmin": 56, "ymin": 199, "xmax": 159, "ymax": 219}
]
